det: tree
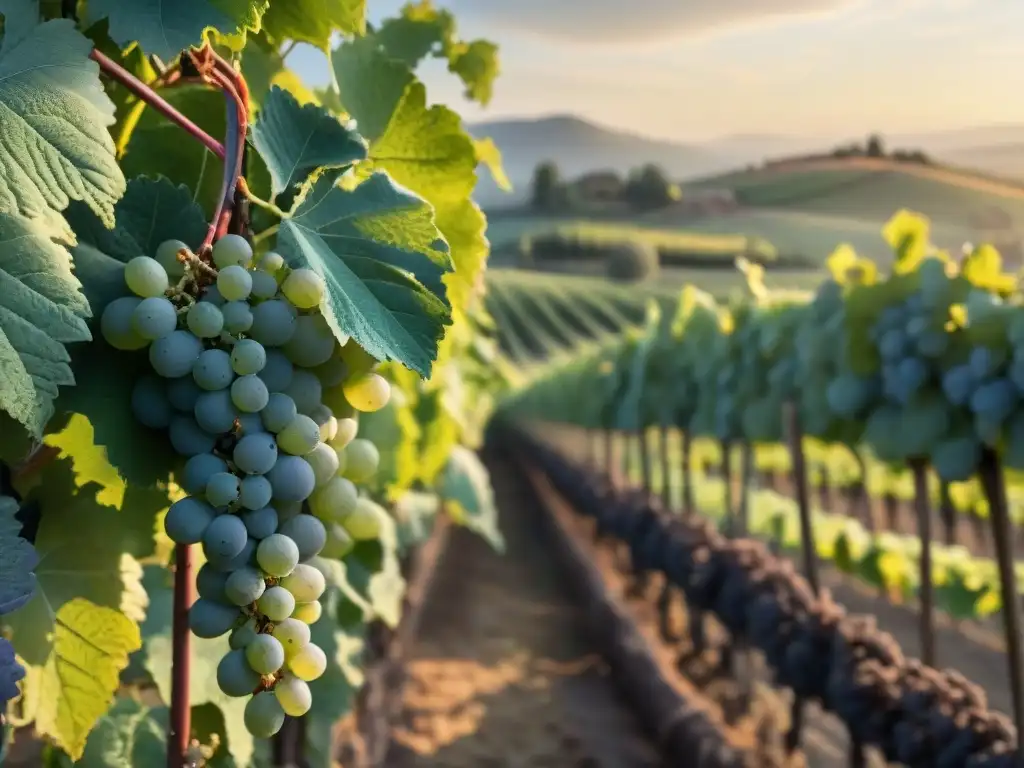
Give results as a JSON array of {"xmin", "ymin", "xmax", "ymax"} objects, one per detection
[
  {"xmin": 866, "ymin": 133, "xmax": 885, "ymax": 158},
  {"xmin": 531, "ymin": 161, "xmax": 561, "ymax": 210},
  {"xmin": 624, "ymin": 164, "xmax": 677, "ymax": 210}
]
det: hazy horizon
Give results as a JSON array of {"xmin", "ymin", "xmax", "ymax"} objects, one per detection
[{"xmin": 286, "ymin": 0, "xmax": 1024, "ymax": 144}]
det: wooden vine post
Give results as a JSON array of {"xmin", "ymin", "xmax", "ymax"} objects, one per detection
[
  {"xmin": 659, "ymin": 425, "xmax": 672, "ymax": 510},
  {"xmin": 909, "ymin": 460, "xmax": 936, "ymax": 667},
  {"xmin": 782, "ymin": 402, "xmax": 827, "ymax": 758},
  {"xmin": 978, "ymin": 448, "xmax": 1024, "ymax": 762}
]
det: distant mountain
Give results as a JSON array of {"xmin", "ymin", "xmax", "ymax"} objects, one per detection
[
  {"xmin": 467, "ymin": 114, "xmax": 1024, "ymax": 207},
  {"xmin": 467, "ymin": 115, "xmax": 732, "ymax": 206}
]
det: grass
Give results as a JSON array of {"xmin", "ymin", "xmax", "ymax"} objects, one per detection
[{"xmin": 685, "ymin": 158, "xmax": 1024, "ymax": 232}]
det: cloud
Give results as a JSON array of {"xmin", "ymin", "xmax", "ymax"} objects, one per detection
[{"xmin": 442, "ymin": 0, "xmax": 860, "ymax": 43}]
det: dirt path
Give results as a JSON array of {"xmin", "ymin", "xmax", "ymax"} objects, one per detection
[{"xmin": 385, "ymin": 457, "xmax": 668, "ymax": 768}]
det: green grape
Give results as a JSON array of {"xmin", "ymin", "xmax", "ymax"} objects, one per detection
[
  {"xmin": 266, "ymin": 456, "xmax": 316, "ymax": 502},
  {"xmin": 155, "ymin": 239, "xmax": 188, "ymax": 278},
  {"xmin": 206, "ymin": 471, "xmax": 240, "ymax": 507},
  {"xmin": 188, "ymin": 598, "xmax": 240, "ymax": 638},
  {"xmin": 330, "ymin": 418, "xmax": 359, "ymax": 450},
  {"xmin": 275, "ymin": 676, "xmax": 312, "ymax": 717},
  {"xmin": 281, "ymin": 268, "xmax": 325, "ymax": 309},
  {"xmin": 342, "ymin": 373, "xmax": 391, "ymax": 413},
  {"xmin": 125, "ymin": 255, "xmax": 169, "ymax": 298},
  {"xmin": 321, "ymin": 522, "xmax": 354, "ymax": 560},
  {"xmin": 250, "ymin": 269, "xmax": 279, "ymax": 300},
  {"xmin": 277, "ymin": 415, "xmax": 321, "ymax": 456},
  {"xmin": 257, "ymin": 586, "xmax": 295, "ymax": 622},
  {"xmin": 309, "ymin": 476, "xmax": 358, "ymax": 522},
  {"xmin": 232, "ymin": 375, "xmax": 270, "ymax": 413},
  {"xmin": 256, "ymin": 533, "xmax": 300, "ymax": 577},
  {"xmin": 277, "ymin": 514, "xmax": 327, "ymax": 560},
  {"xmin": 305, "ymin": 442, "xmax": 340, "ymax": 487},
  {"xmin": 280, "ymin": 564, "xmax": 325, "ymax": 603},
  {"xmin": 222, "ymin": 300, "xmax": 254, "ymax": 333},
  {"xmin": 217, "ymin": 649, "xmax": 261, "ymax": 697},
  {"xmin": 212, "ymin": 234, "xmax": 253, "ymax": 269},
  {"xmin": 340, "ymin": 497, "xmax": 384, "ymax": 541},
  {"xmin": 245, "ymin": 634, "xmax": 285, "ymax": 675},
  {"xmin": 218, "ymin": 265, "xmax": 253, "ymax": 302},
  {"xmin": 284, "ymin": 370, "xmax": 322, "ymax": 415},
  {"xmin": 312, "ymin": 355, "xmax": 347, "ymax": 388},
  {"xmin": 271, "ymin": 618, "xmax": 311, "ymax": 660},
  {"xmin": 244, "ymin": 692, "xmax": 285, "ymax": 738},
  {"xmin": 132, "ymin": 296, "xmax": 178, "ymax": 340},
  {"xmin": 231, "ymin": 339, "xmax": 267, "ymax": 375},
  {"xmin": 261, "ymin": 393, "xmax": 298, "ymax": 433},
  {"xmin": 259, "ymin": 251, "xmax": 285, "ymax": 272},
  {"xmin": 239, "ymin": 475, "xmax": 273, "ymax": 511},
  {"xmin": 193, "ymin": 349, "xmax": 235, "ymax": 391},
  {"xmin": 291, "ymin": 600, "xmax": 323, "ymax": 624},
  {"xmin": 341, "ymin": 439, "xmax": 379, "ymax": 482},
  {"xmin": 182, "ymin": 453, "xmax": 229, "ymax": 495},
  {"xmin": 287, "ymin": 641, "xmax": 327, "ymax": 681},
  {"xmin": 101, "ymin": 296, "xmax": 148, "ymax": 350},
  {"xmin": 250, "ymin": 300, "xmax": 297, "ymax": 347},
  {"xmin": 282, "ymin": 314, "xmax": 336, "ymax": 368},
  {"xmin": 339, "ymin": 341, "xmax": 377, "ymax": 380},
  {"xmin": 276, "ymin": 500, "xmax": 304, "ymax": 523},
  {"xmin": 240, "ymin": 505, "xmax": 278, "ymax": 539},
  {"xmin": 186, "ymin": 302, "xmax": 225, "ymax": 338},
  {"xmin": 225, "ymin": 566, "xmax": 266, "ymax": 607},
  {"xmin": 229, "ymin": 617, "xmax": 259, "ymax": 649}
]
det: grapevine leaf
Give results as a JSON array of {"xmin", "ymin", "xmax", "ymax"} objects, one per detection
[
  {"xmin": 0, "ymin": 495, "xmax": 38, "ymax": 615},
  {"xmin": 76, "ymin": 697, "xmax": 168, "ymax": 768},
  {"xmin": 68, "ymin": 176, "xmax": 210, "ymax": 262},
  {"xmin": 136, "ymin": 566, "xmax": 253, "ymax": 768},
  {"xmin": 0, "ymin": 211, "xmax": 92, "ymax": 438},
  {"xmin": 276, "ymin": 172, "xmax": 453, "ymax": 377},
  {"xmin": 304, "ymin": 590, "xmax": 364, "ymax": 768},
  {"xmin": 439, "ymin": 445, "xmax": 504, "ymax": 552},
  {"xmin": 333, "ymin": 39, "xmax": 486, "ymax": 315},
  {"xmin": 88, "ymin": 0, "xmax": 270, "ymax": 60},
  {"xmin": 249, "ymin": 86, "xmax": 367, "ymax": 206},
  {"xmin": 0, "ymin": 638, "xmax": 24, "ymax": 716},
  {"xmin": 0, "ymin": 8, "xmax": 124, "ymax": 230},
  {"xmin": 473, "ymin": 137, "xmax": 511, "ymax": 192},
  {"xmin": 241, "ymin": 34, "xmax": 318, "ymax": 109},
  {"xmin": 120, "ymin": 87, "xmax": 227, "ymax": 211},
  {"xmin": 393, "ymin": 490, "xmax": 440, "ymax": 552},
  {"xmin": 445, "ymin": 39, "xmax": 499, "ymax": 105},
  {"xmin": 262, "ymin": 0, "xmax": 365, "ymax": 49},
  {"xmin": 341, "ymin": 512, "xmax": 404, "ymax": 627}
]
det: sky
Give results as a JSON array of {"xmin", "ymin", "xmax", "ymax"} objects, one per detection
[{"xmin": 286, "ymin": 0, "xmax": 1024, "ymax": 143}]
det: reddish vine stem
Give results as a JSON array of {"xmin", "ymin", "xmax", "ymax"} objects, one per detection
[
  {"xmin": 90, "ymin": 50, "xmax": 225, "ymax": 159},
  {"xmin": 167, "ymin": 545, "xmax": 195, "ymax": 768}
]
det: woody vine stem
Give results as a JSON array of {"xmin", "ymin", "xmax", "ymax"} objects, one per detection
[{"xmin": 91, "ymin": 45, "xmax": 255, "ymax": 768}]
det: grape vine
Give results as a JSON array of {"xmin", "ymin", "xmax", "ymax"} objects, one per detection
[{"xmin": 0, "ymin": 1, "xmax": 507, "ymax": 765}]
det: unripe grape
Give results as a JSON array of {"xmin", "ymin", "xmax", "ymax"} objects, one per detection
[
  {"xmin": 155, "ymin": 239, "xmax": 188, "ymax": 278},
  {"xmin": 132, "ymin": 296, "xmax": 178, "ymax": 340},
  {"xmin": 245, "ymin": 634, "xmax": 285, "ymax": 675},
  {"xmin": 101, "ymin": 296, "xmax": 148, "ymax": 351},
  {"xmin": 291, "ymin": 600, "xmax": 323, "ymax": 624},
  {"xmin": 341, "ymin": 439, "xmax": 379, "ymax": 483},
  {"xmin": 277, "ymin": 415, "xmax": 321, "ymax": 456},
  {"xmin": 331, "ymin": 418, "xmax": 359, "ymax": 450},
  {"xmin": 309, "ymin": 476, "xmax": 358, "ymax": 522},
  {"xmin": 272, "ymin": 618, "xmax": 311, "ymax": 659},
  {"xmin": 341, "ymin": 497, "xmax": 385, "ymax": 541},
  {"xmin": 339, "ymin": 341, "xmax": 378, "ymax": 380},
  {"xmin": 206, "ymin": 471, "xmax": 240, "ymax": 507},
  {"xmin": 244, "ymin": 691, "xmax": 285, "ymax": 738},
  {"xmin": 287, "ymin": 642, "xmax": 327, "ymax": 681},
  {"xmin": 259, "ymin": 251, "xmax": 284, "ymax": 273},
  {"xmin": 222, "ymin": 300, "xmax": 254, "ymax": 333},
  {"xmin": 218, "ymin": 265, "xmax": 253, "ymax": 302},
  {"xmin": 281, "ymin": 268, "xmax": 325, "ymax": 309},
  {"xmin": 125, "ymin": 255, "xmax": 169, "ymax": 298},
  {"xmin": 257, "ymin": 585, "xmax": 296, "ymax": 622},
  {"xmin": 342, "ymin": 373, "xmax": 391, "ymax": 412},
  {"xmin": 186, "ymin": 301, "xmax": 225, "ymax": 338},
  {"xmin": 280, "ymin": 563, "xmax": 326, "ymax": 603},
  {"xmin": 212, "ymin": 234, "xmax": 253, "ymax": 269},
  {"xmin": 275, "ymin": 676, "xmax": 312, "ymax": 717},
  {"xmin": 231, "ymin": 339, "xmax": 267, "ymax": 375},
  {"xmin": 256, "ymin": 533, "xmax": 300, "ymax": 577}
]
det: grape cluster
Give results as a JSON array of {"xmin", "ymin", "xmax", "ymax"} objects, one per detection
[
  {"xmin": 101, "ymin": 234, "xmax": 393, "ymax": 737},
  {"xmin": 512, "ymin": 431, "xmax": 1023, "ymax": 767}
]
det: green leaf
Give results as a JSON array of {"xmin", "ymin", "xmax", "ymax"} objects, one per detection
[
  {"xmin": 250, "ymin": 86, "xmax": 367, "ymax": 206},
  {"xmin": 445, "ymin": 39, "xmax": 498, "ymax": 105},
  {"xmin": 0, "ymin": 8, "xmax": 125, "ymax": 231},
  {"xmin": 276, "ymin": 172, "xmax": 452, "ymax": 377},
  {"xmin": 440, "ymin": 445, "xmax": 503, "ymax": 552},
  {"xmin": 7, "ymin": 458, "xmax": 145, "ymax": 759},
  {"xmin": 75, "ymin": 697, "xmax": 168, "ymax": 768},
  {"xmin": 0, "ymin": 495, "xmax": 37, "ymax": 615},
  {"xmin": 356, "ymin": 375, "xmax": 420, "ymax": 500},
  {"xmin": 262, "ymin": 0, "xmax": 365, "ymax": 49},
  {"xmin": 333, "ymin": 38, "xmax": 486, "ymax": 316},
  {"xmin": 120, "ymin": 87, "xmax": 226, "ymax": 211},
  {"xmin": 303, "ymin": 590, "xmax": 364, "ymax": 768},
  {"xmin": 89, "ymin": 0, "xmax": 270, "ymax": 60},
  {"xmin": 68, "ymin": 176, "xmax": 210, "ymax": 263},
  {"xmin": 0, "ymin": 211, "xmax": 92, "ymax": 438},
  {"xmin": 136, "ymin": 566, "xmax": 253, "ymax": 767},
  {"xmin": 341, "ymin": 513, "xmax": 404, "ymax": 627}
]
